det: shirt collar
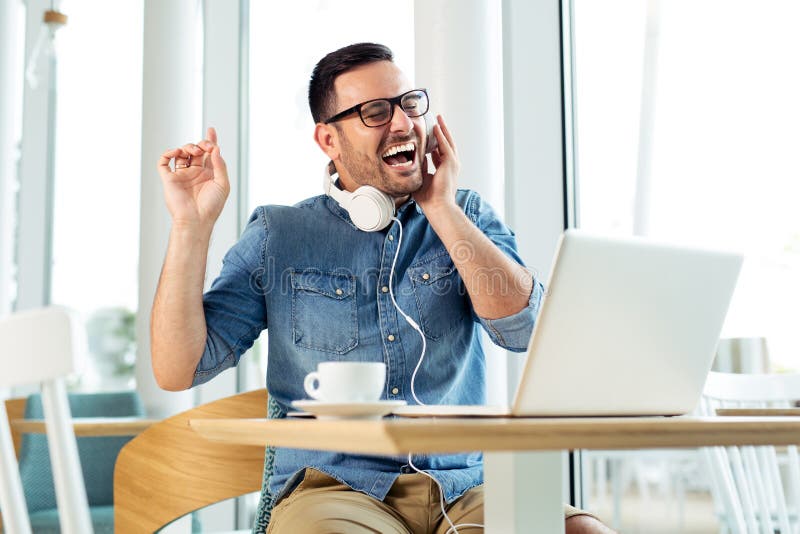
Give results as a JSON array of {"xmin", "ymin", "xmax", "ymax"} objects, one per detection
[
  {"xmin": 323, "ymin": 193, "xmax": 353, "ymax": 226},
  {"xmin": 397, "ymin": 196, "xmax": 424, "ymax": 216}
]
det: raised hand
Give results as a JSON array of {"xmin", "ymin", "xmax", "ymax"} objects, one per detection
[
  {"xmin": 413, "ymin": 115, "xmax": 460, "ymax": 214},
  {"xmin": 157, "ymin": 127, "xmax": 230, "ymax": 230}
]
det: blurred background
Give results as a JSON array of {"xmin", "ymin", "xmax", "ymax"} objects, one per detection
[{"xmin": 1, "ymin": 0, "xmax": 798, "ymax": 531}]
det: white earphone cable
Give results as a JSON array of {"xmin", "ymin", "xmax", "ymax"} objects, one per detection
[
  {"xmin": 407, "ymin": 453, "xmax": 484, "ymax": 533},
  {"xmin": 388, "ymin": 217, "xmax": 427, "ymax": 406},
  {"xmin": 407, "ymin": 452, "xmax": 458, "ymax": 533},
  {"xmin": 390, "ymin": 218, "xmax": 484, "ymax": 533}
]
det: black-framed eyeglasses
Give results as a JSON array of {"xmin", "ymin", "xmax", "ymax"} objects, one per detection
[{"xmin": 324, "ymin": 88, "xmax": 429, "ymax": 128}]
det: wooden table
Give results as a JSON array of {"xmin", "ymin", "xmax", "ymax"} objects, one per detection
[
  {"xmin": 189, "ymin": 415, "xmax": 800, "ymax": 533},
  {"xmin": 12, "ymin": 418, "xmax": 158, "ymax": 436}
]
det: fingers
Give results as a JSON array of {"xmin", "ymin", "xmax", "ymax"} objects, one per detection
[
  {"xmin": 431, "ymin": 125, "xmax": 448, "ymax": 161},
  {"xmin": 435, "ymin": 115, "xmax": 457, "ymax": 155},
  {"xmin": 157, "ymin": 127, "xmax": 220, "ymax": 176},
  {"xmin": 158, "ymin": 148, "xmax": 181, "ymax": 168},
  {"xmin": 430, "ymin": 148, "xmax": 442, "ymax": 169},
  {"xmin": 159, "ymin": 147, "xmax": 191, "ymax": 171},
  {"xmin": 181, "ymin": 143, "xmax": 204, "ymax": 157},
  {"xmin": 210, "ymin": 145, "xmax": 230, "ymax": 191},
  {"xmin": 185, "ymin": 127, "xmax": 220, "ymax": 160},
  {"xmin": 210, "ymin": 145, "xmax": 227, "ymax": 174},
  {"xmin": 157, "ymin": 148, "xmax": 182, "ymax": 177},
  {"xmin": 157, "ymin": 146, "xmax": 198, "ymax": 175}
]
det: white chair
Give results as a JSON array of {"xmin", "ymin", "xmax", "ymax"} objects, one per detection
[
  {"xmin": 701, "ymin": 371, "xmax": 800, "ymax": 534},
  {"xmin": 0, "ymin": 307, "xmax": 94, "ymax": 534}
]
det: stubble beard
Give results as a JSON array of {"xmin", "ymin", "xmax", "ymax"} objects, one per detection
[{"xmin": 337, "ymin": 130, "xmax": 424, "ymax": 197}]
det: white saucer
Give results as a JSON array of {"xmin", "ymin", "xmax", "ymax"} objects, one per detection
[{"xmin": 291, "ymin": 400, "xmax": 407, "ymax": 420}]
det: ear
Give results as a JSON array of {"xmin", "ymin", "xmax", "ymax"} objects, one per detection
[{"xmin": 314, "ymin": 123, "xmax": 340, "ymax": 161}]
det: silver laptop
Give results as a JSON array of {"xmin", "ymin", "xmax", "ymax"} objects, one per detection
[{"xmin": 394, "ymin": 230, "xmax": 743, "ymax": 417}]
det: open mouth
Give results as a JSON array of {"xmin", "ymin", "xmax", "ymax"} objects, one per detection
[{"xmin": 381, "ymin": 142, "xmax": 416, "ymax": 168}]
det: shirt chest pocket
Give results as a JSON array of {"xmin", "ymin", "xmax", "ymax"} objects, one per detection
[
  {"xmin": 408, "ymin": 254, "xmax": 468, "ymax": 341},
  {"xmin": 291, "ymin": 270, "xmax": 358, "ymax": 355}
]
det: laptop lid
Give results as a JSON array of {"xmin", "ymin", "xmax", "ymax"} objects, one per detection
[{"xmin": 510, "ymin": 230, "xmax": 743, "ymax": 416}]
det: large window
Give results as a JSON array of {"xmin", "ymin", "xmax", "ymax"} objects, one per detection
[
  {"xmin": 49, "ymin": 0, "xmax": 144, "ymax": 391},
  {"xmin": 572, "ymin": 0, "xmax": 800, "ymax": 530},
  {"xmin": 573, "ymin": 0, "xmax": 800, "ymax": 371}
]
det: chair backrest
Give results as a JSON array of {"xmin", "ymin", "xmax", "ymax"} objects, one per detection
[
  {"xmin": 0, "ymin": 307, "xmax": 94, "ymax": 534},
  {"xmin": 20, "ymin": 391, "xmax": 144, "ymax": 512},
  {"xmin": 114, "ymin": 388, "xmax": 268, "ymax": 533},
  {"xmin": 701, "ymin": 371, "xmax": 800, "ymax": 534}
]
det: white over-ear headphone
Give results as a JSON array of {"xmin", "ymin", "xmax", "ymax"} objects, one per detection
[{"xmin": 323, "ymin": 161, "xmax": 395, "ymax": 232}]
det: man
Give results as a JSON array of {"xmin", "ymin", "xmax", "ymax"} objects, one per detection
[{"xmin": 152, "ymin": 42, "xmax": 612, "ymax": 533}]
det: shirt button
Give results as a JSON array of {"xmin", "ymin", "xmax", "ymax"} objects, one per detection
[
  {"xmin": 388, "ymin": 235, "xmax": 394, "ymax": 241},
  {"xmin": 422, "ymin": 273, "xmax": 430, "ymax": 280},
  {"xmin": 335, "ymin": 288, "xmax": 343, "ymax": 295},
  {"xmin": 387, "ymin": 334, "xmax": 396, "ymax": 342},
  {"xmin": 381, "ymin": 286, "xmax": 389, "ymax": 293},
  {"xmin": 391, "ymin": 387, "xmax": 399, "ymax": 395}
]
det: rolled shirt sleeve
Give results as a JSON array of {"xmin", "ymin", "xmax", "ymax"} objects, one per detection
[
  {"xmin": 463, "ymin": 190, "xmax": 545, "ymax": 352},
  {"xmin": 192, "ymin": 209, "xmax": 268, "ymax": 387},
  {"xmin": 477, "ymin": 280, "xmax": 544, "ymax": 352}
]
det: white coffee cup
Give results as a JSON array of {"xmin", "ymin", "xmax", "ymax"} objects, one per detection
[{"xmin": 303, "ymin": 362, "xmax": 386, "ymax": 403}]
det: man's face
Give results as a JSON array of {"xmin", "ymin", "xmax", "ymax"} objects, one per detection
[{"xmin": 328, "ymin": 61, "xmax": 427, "ymax": 198}]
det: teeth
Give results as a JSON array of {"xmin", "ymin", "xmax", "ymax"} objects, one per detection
[{"xmin": 381, "ymin": 142, "xmax": 415, "ymax": 158}]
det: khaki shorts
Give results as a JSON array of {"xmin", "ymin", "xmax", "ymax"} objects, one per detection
[{"xmin": 266, "ymin": 468, "xmax": 591, "ymax": 533}]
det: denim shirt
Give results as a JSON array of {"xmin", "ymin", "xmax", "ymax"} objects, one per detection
[{"xmin": 195, "ymin": 189, "xmax": 544, "ymax": 506}]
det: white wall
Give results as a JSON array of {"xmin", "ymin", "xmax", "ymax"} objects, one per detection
[
  {"xmin": 415, "ymin": 0, "xmax": 509, "ymax": 404},
  {"xmin": 136, "ymin": 0, "xmax": 203, "ymax": 418}
]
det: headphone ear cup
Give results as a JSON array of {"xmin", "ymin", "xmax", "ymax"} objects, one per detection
[{"xmin": 348, "ymin": 186, "xmax": 395, "ymax": 232}]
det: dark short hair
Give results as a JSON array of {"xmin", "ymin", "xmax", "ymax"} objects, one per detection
[{"xmin": 308, "ymin": 42, "xmax": 394, "ymax": 124}]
